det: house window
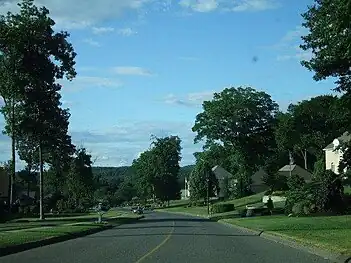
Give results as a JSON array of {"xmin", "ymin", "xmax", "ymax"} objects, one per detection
[{"xmin": 331, "ymin": 163, "xmax": 335, "ymax": 172}]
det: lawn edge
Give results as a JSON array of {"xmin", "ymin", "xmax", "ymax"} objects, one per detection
[
  {"xmin": 155, "ymin": 209, "xmax": 209, "ymax": 218},
  {"xmin": 218, "ymin": 219, "xmax": 351, "ymax": 263},
  {"xmin": 0, "ymin": 216, "xmax": 144, "ymax": 257}
]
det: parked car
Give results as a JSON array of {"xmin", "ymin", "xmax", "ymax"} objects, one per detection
[{"xmin": 132, "ymin": 206, "xmax": 143, "ymax": 214}]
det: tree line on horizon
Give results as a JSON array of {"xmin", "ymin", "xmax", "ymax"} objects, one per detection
[{"xmin": 0, "ymin": 0, "xmax": 350, "ymax": 217}]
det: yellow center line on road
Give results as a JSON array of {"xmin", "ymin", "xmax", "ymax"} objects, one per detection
[{"xmin": 134, "ymin": 221, "xmax": 175, "ymax": 263}]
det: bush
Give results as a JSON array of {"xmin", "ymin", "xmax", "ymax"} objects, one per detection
[
  {"xmin": 237, "ymin": 209, "xmax": 247, "ymax": 217},
  {"xmin": 314, "ymin": 170, "xmax": 345, "ymax": 213},
  {"xmin": 271, "ymin": 190, "xmax": 286, "ymax": 196},
  {"xmin": 291, "ymin": 200, "xmax": 315, "ymax": 216},
  {"xmin": 211, "ymin": 203, "xmax": 235, "ymax": 214}
]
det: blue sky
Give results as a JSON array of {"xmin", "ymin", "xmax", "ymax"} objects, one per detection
[{"xmin": 0, "ymin": 0, "xmax": 337, "ymax": 168}]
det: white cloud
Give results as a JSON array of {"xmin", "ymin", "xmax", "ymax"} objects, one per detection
[
  {"xmin": 179, "ymin": 0, "xmax": 219, "ymax": 12},
  {"xmin": 0, "ymin": 118, "xmax": 201, "ymax": 167},
  {"xmin": 69, "ymin": 120, "xmax": 202, "ymax": 166},
  {"xmin": 117, "ymin": 27, "xmax": 137, "ymax": 36},
  {"xmin": 0, "ymin": 0, "xmax": 281, "ymax": 31},
  {"xmin": 60, "ymin": 75, "xmax": 123, "ymax": 92},
  {"xmin": 272, "ymin": 25, "xmax": 312, "ymax": 62},
  {"xmin": 229, "ymin": 0, "xmax": 279, "ymax": 12},
  {"xmin": 164, "ymin": 91, "xmax": 215, "ymax": 107},
  {"xmin": 92, "ymin": 26, "xmax": 115, "ymax": 34},
  {"xmin": 82, "ymin": 38, "xmax": 101, "ymax": 47},
  {"xmin": 112, "ymin": 66, "xmax": 153, "ymax": 76},
  {"xmin": 0, "ymin": 0, "xmax": 153, "ymax": 30},
  {"xmin": 179, "ymin": 0, "xmax": 279, "ymax": 13}
]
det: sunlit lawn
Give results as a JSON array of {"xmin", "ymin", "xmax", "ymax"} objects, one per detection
[{"xmin": 223, "ymin": 215, "xmax": 351, "ymax": 256}]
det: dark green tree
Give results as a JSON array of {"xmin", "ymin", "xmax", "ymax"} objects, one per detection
[
  {"xmin": 151, "ymin": 136, "xmax": 182, "ymax": 203},
  {"xmin": 300, "ymin": 0, "xmax": 351, "ymax": 171},
  {"xmin": 193, "ymin": 86, "xmax": 278, "ymax": 173},
  {"xmin": 0, "ymin": 0, "xmax": 76, "ymax": 219},
  {"xmin": 66, "ymin": 148, "xmax": 95, "ymax": 210}
]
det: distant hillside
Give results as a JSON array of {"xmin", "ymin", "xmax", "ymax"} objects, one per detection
[{"xmin": 92, "ymin": 165, "xmax": 195, "ymax": 188}]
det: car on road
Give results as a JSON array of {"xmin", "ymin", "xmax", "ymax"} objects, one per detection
[{"xmin": 132, "ymin": 206, "xmax": 143, "ymax": 214}]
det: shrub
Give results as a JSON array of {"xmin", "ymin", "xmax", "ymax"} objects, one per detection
[
  {"xmin": 291, "ymin": 200, "xmax": 315, "ymax": 216},
  {"xmin": 271, "ymin": 190, "xmax": 286, "ymax": 196},
  {"xmin": 312, "ymin": 170, "xmax": 345, "ymax": 213},
  {"xmin": 211, "ymin": 203, "xmax": 235, "ymax": 214}
]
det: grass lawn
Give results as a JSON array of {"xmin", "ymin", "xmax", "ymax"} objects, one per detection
[
  {"xmin": 0, "ymin": 209, "xmax": 140, "ymax": 233},
  {"xmin": 222, "ymin": 215, "xmax": 351, "ymax": 256},
  {"xmin": 0, "ymin": 209, "xmax": 142, "ymax": 249},
  {"xmin": 0, "ymin": 223, "xmax": 105, "ymax": 248},
  {"xmin": 158, "ymin": 192, "xmax": 266, "ymax": 217}
]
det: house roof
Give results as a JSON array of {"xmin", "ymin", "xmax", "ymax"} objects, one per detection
[
  {"xmin": 324, "ymin": 131, "xmax": 351, "ymax": 150},
  {"xmin": 212, "ymin": 165, "xmax": 232, "ymax": 180},
  {"xmin": 279, "ymin": 164, "xmax": 297, "ymax": 172},
  {"xmin": 278, "ymin": 164, "xmax": 312, "ymax": 182}
]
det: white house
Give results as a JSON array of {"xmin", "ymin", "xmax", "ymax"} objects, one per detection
[
  {"xmin": 181, "ymin": 177, "xmax": 190, "ymax": 199},
  {"xmin": 323, "ymin": 132, "xmax": 350, "ymax": 174}
]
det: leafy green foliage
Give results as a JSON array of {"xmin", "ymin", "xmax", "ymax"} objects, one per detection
[
  {"xmin": 211, "ymin": 203, "xmax": 235, "ymax": 214},
  {"xmin": 274, "ymin": 95, "xmax": 346, "ymax": 171},
  {"xmin": 66, "ymin": 148, "xmax": 95, "ymax": 210},
  {"xmin": 312, "ymin": 170, "xmax": 345, "ymax": 213},
  {"xmin": 300, "ymin": 0, "xmax": 351, "ymax": 93},
  {"xmin": 189, "ymin": 159, "xmax": 217, "ymax": 202},
  {"xmin": 193, "ymin": 87, "xmax": 278, "ymax": 169}
]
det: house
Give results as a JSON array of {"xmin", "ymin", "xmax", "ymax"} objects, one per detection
[
  {"xmin": 251, "ymin": 168, "xmax": 270, "ymax": 193},
  {"xmin": 278, "ymin": 164, "xmax": 312, "ymax": 182},
  {"xmin": 0, "ymin": 167, "xmax": 9, "ymax": 202},
  {"xmin": 323, "ymin": 132, "xmax": 350, "ymax": 174},
  {"xmin": 182, "ymin": 177, "xmax": 190, "ymax": 199},
  {"xmin": 212, "ymin": 165, "xmax": 235, "ymax": 198}
]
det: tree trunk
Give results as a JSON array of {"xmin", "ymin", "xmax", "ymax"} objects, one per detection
[
  {"xmin": 10, "ymin": 100, "xmax": 16, "ymax": 210},
  {"xmin": 301, "ymin": 149, "xmax": 308, "ymax": 170},
  {"xmin": 39, "ymin": 142, "xmax": 44, "ymax": 220}
]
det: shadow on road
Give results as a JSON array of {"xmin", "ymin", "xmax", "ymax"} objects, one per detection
[
  {"xmin": 136, "ymin": 218, "xmax": 210, "ymax": 223},
  {"xmin": 86, "ymin": 232, "xmax": 258, "ymax": 238},
  {"xmin": 115, "ymin": 225, "xmax": 195, "ymax": 230}
]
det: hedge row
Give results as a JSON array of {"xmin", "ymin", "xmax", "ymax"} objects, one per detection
[{"xmin": 211, "ymin": 203, "xmax": 235, "ymax": 214}]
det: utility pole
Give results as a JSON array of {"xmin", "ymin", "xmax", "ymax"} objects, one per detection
[{"xmin": 206, "ymin": 176, "xmax": 210, "ymax": 215}]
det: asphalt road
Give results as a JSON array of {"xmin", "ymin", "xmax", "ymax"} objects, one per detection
[{"xmin": 1, "ymin": 211, "xmax": 333, "ymax": 263}]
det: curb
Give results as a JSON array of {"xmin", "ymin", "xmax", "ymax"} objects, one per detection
[
  {"xmin": 218, "ymin": 220, "xmax": 350, "ymax": 263},
  {"xmin": 0, "ymin": 217, "xmax": 142, "ymax": 257}
]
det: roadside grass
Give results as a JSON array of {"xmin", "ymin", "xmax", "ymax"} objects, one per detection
[
  {"xmin": 159, "ymin": 192, "xmax": 266, "ymax": 217},
  {"xmin": 0, "ymin": 210, "xmax": 142, "ymax": 250},
  {"xmin": 222, "ymin": 215, "xmax": 351, "ymax": 256},
  {"xmin": 0, "ymin": 223, "xmax": 103, "ymax": 248},
  {"xmin": 220, "ymin": 192, "xmax": 265, "ymax": 208},
  {"xmin": 0, "ymin": 210, "xmax": 137, "ymax": 232}
]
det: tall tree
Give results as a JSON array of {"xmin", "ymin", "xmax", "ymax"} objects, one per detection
[
  {"xmin": 151, "ymin": 136, "xmax": 182, "ymax": 203},
  {"xmin": 300, "ymin": 0, "xmax": 351, "ymax": 93},
  {"xmin": 275, "ymin": 95, "xmax": 347, "ymax": 170},
  {"xmin": 300, "ymin": 0, "xmax": 351, "ymax": 171},
  {"xmin": 0, "ymin": 54, "xmax": 24, "ymax": 208},
  {"xmin": 189, "ymin": 156, "xmax": 217, "ymax": 202},
  {"xmin": 193, "ymin": 87, "xmax": 279, "ymax": 191},
  {"xmin": 131, "ymin": 150, "xmax": 155, "ymax": 201},
  {"xmin": 66, "ymin": 148, "xmax": 94, "ymax": 210},
  {"xmin": 0, "ymin": 0, "xmax": 76, "ymax": 219}
]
